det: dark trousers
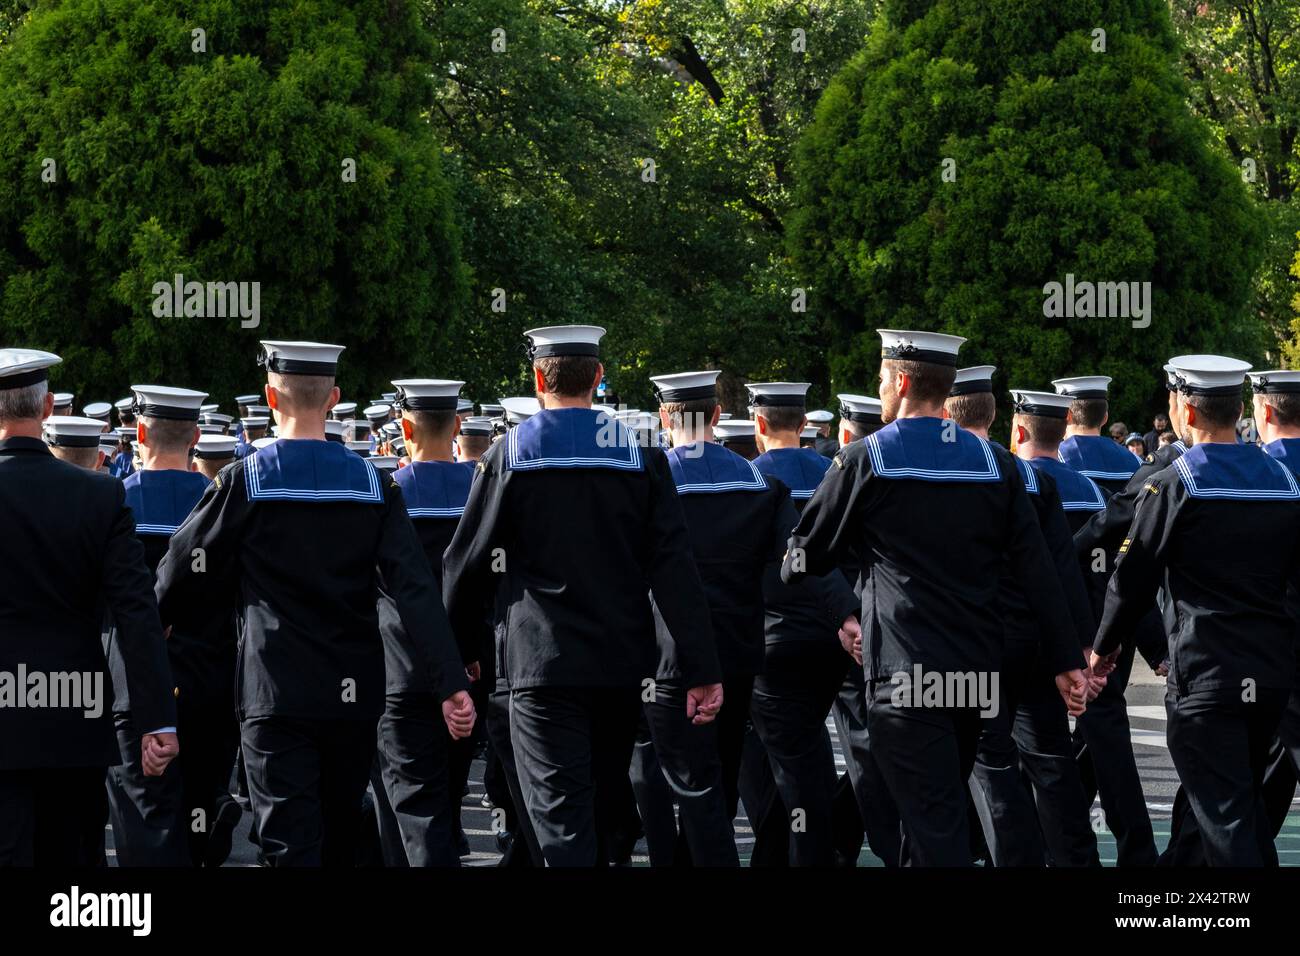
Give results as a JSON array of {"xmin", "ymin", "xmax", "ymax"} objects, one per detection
[
  {"xmin": 1262, "ymin": 686, "xmax": 1300, "ymax": 836},
  {"xmin": 1072, "ymin": 639, "xmax": 1157, "ymax": 865},
  {"xmin": 866, "ymin": 678, "xmax": 983, "ymax": 867},
  {"xmin": 1165, "ymin": 688, "xmax": 1286, "ymax": 866},
  {"xmin": 748, "ymin": 640, "xmax": 847, "ymax": 866},
  {"xmin": 632, "ymin": 676, "xmax": 748, "ymax": 866},
  {"xmin": 487, "ymin": 679, "xmax": 543, "ymax": 866},
  {"xmin": 446, "ymin": 674, "xmax": 490, "ymax": 844},
  {"xmin": 509, "ymin": 685, "xmax": 641, "ymax": 867},
  {"xmin": 241, "ymin": 715, "xmax": 378, "ymax": 867},
  {"xmin": 0, "ymin": 766, "xmax": 108, "ymax": 866},
  {"xmin": 105, "ymin": 713, "xmax": 190, "ymax": 866},
  {"xmin": 372, "ymin": 692, "xmax": 458, "ymax": 867},
  {"xmin": 176, "ymin": 701, "xmax": 241, "ymax": 866},
  {"xmin": 831, "ymin": 664, "xmax": 902, "ymax": 866},
  {"xmin": 629, "ymin": 710, "xmax": 679, "ymax": 866}
]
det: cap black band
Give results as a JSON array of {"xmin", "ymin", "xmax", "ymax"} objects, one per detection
[
  {"xmin": 948, "ymin": 380, "xmax": 993, "ymax": 396},
  {"xmin": 393, "ymin": 391, "xmax": 460, "ymax": 412},
  {"xmin": 747, "ymin": 394, "xmax": 807, "ymax": 408},
  {"xmin": 525, "ymin": 340, "xmax": 600, "ymax": 361},
  {"xmin": 1013, "ymin": 399, "xmax": 1068, "ymax": 419},
  {"xmin": 0, "ymin": 368, "xmax": 51, "ymax": 390},
  {"xmin": 1172, "ymin": 374, "xmax": 1243, "ymax": 397},
  {"xmin": 882, "ymin": 345, "xmax": 957, "ymax": 367},
  {"xmin": 46, "ymin": 434, "xmax": 102, "ymax": 448},
  {"xmin": 460, "ymin": 422, "xmax": 493, "ymax": 435},
  {"xmin": 195, "ymin": 447, "xmax": 237, "ymax": 460},
  {"xmin": 257, "ymin": 347, "xmax": 338, "ymax": 376},
  {"xmin": 132, "ymin": 399, "xmax": 201, "ymax": 422},
  {"xmin": 1251, "ymin": 377, "xmax": 1300, "ymax": 395},
  {"xmin": 1060, "ymin": 389, "xmax": 1107, "ymax": 400},
  {"xmin": 840, "ymin": 404, "xmax": 882, "ymax": 425},
  {"xmin": 655, "ymin": 384, "xmax": 716, "ymax": 404}
]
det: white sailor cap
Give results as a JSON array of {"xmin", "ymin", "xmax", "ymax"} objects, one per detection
[
  {"xmin": 324, "ymin": 420, "xmax": 346, "ymax": 441},
  {"xmin": 523, "ymin": 325, "xmax": 606, "ymax": 360},
  {"xmin": 346, "ymin": 440, "xmax": 372, "ymax": 456},
  {"xmin": 1052, "ymin": 375, "xmax": 1112, "ymax": 399},
  {"xmin": 877, "ymin": 329, "xmax": 965, "ymax": 367},
  {"xmin": 258, "ymin": 341, "xmax": 346, "ymax": 376},
  {"xmin": 363, "ymin": 404, "xmax": 392, "ymax": 422},
  {"xmin": 1163, "ymin": 364, "xmax": 1179, "ymax": 391},
  {"xmin": 131, "ymin": 385, "xmax": 209, "ymax": 422},
  {"xmin": 391, "ymin": 379, "xmax": 465, "ymax": 412},
  {"xmin": 52, "ymin": 392, "xmax": 75, "ymax": 408},
  {"xmin": 43, "ymin": 416, "xmax": 106, "ymax": 448},
  {"xmin": 714, "ymin": 420, "xmax": 756, "ymax": 442},
  {"xmin": 382, "ymin": 421, "xmax": 403, "ymax": 437},
  {"xmin": 1010, "ymin": 389, "xmax": 1074, "ymax": 419},
  {"xmin": 460, "ymin": 416, "xmax": 494, "ymax": 436},
  {"xmin": 457, "ymin": 398, "xmax": 474, "ymax": 414},
  {"xmin": 200, "ymin": 403, "xmax": 219, "ymax": 413},
  {"xmin": 800, "ymin": 425, "xmax": 819, "ymax": 439},
  {"xmin": 248, "ymin": 404, "xmax": 271, "ymax": 416},
  {"xmin": 746, "ymin": 382, "xmax": 811, "ymax": 407},
  {"xmin": 241, "ymin": 416, "xmax": 270, "ymax": 429},
  {"xmin": 332, "ymin": 401, "xmax": 358, "ymax": 418},
  {"xmin": 198, "ymin": 424, "xmax": 225, "ymax": 435},
  {"xmin": 950, "ymin": 366, "xmax": 996, "ymax": 396},
  {"xmin": 1248, "ymin": 370, "xmax": 1300, "ymax": 395},
  {"xmin": 806, "ymin": 409, "xmax": 834, "ymax": 424},
  {"xmin": 718, "ymin": 412, "xmax": 733, "ymax": 421},
  {"xmin": 479, "ymin": 402, "xmax": 504, "ymax": 417},
  {"xmin": 838, "ymin": 394, "xmax": 883, "ymax": 425},
  {"xmin": 381, "ymin": 392, "xmax": 398, "ymax": 403},
  {"xmin": 368, "ymin": 455, "xmax": 400, "ymax": 473},
  {"xmin": 114, "ymin": 396, "xmax": 135, "ymax": 412},
  {"xmin": 612, "ymin": 408, "xmax": 642, "ymax": 420},
  {"xmin": 500, "ymin": 396, "xmax": 541, "ymax": 424},
  {"xmin": 390, "ymin": 435, "xmax": 406, "ymax": 456},
  {"xmin": 1167, "ymin": 355, "xmax": 1252, "ymax": 396},
  {"xmin": 251, "ymin": 436, "xmax": 278, "ymax": 450},
  {"xmin": 115, "ymin": 427, "xmax": 135, "ymax": 440},
  {"xmin": 195, "ymin": 435, "xmax": 238, "ymax": 460},
  {"xmin": 650, "ymin": 370, "xmax": 721, "ymax": 404},
  {"xmin": 235, "ymin": 394, "xmax": 261, "ymax": 406},
  {"xmin": 201, "ymin": 411, "xmax": 234, "ymax": 426},
  {"xmin": 624, "ymin": 412, "xmax": 658, "ymax": 435},
  {"xmin": 98, "ymin": 434, "xmax": 120, "ymax": 455},
  {"xmin": 83, "ymin": 402, "xmax": 112, "ymax": 421}
]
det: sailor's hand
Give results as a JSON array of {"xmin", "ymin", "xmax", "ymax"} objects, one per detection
[
  {"xmin": 141, "ymin": 732, "xmax": 179, "ymax": 777},
  {"xmin": 686, "ymin": 684, "xmax": 723, "ymax": 725},
  {"xmin": 1054, "ymin": 670, "xmax": 1088, "ymax": 718},
  {"xmin": 1089, "ymin": 648, "xmax": 1120, "ymax": 679},
  {"xmin": 442, "ymin": 690, "xmax": 476, "ymax": 739},
  {"xmin": 838, "ymin": 616, "xmax": 863, "ymax": 665}
]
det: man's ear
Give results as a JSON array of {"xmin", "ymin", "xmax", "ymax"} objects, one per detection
[
  {"xmin": 710, "ymin": 405, "xmax": 721, "ymax": 428},
  {"xmin": 328, "ymin": 385, "xmax": 341, "ymax": 413},
  {"xmin": 265, "ymin": 386, "xmax": 280, "ymax": 411},
  {"xmin": 895, "ymin": 371, "xmax": 911, "ymax": 399},
  {"xmin": 839, "ymin": 425, "xmax": 852, "ymax": 446},
  {"xmin": 1184, "ymin": 404, "xmax": 1197, "ymax": 428},
  {"xmin": 137, "ymin": 422, "xmax": 147, "ymax": 447},
  {"xmin": 401, "ymin": 416, "xmax": 414, "ymax": 443},
  {"xmin": 755, "ymin": 413, "xmax": 769, "ymax": 436},
  {"xmin": 533, "ymin": 365, "xmax": 547, "ymax": 395},
  {"xmin": 940, "ymin": 404, "xmax": 951, "ymax": 421},
  {"xmin": 592, "ymin": 362, "xmax": 604, "ymax": 393},
  {"xmin": 42, "ymin": 391, "xmax": 54, "ymax": 419},
  {"xmin": 1265, "ymin": 403, "xmax": 1276, "ymax": 426},
  {"xmin": 190, "ymin": 425, "xmax": 200, "ymax": 450},
  {"xmin": 658, "ymin": 408, "xmax": 672, "ymax": 432},
  {"xmin": 1016, "ymin": 424, "xmax": 1027, "ymax": 446}
]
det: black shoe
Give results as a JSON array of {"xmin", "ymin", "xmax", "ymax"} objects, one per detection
[
  {"xmin": 495, "ymin": 830, "xmax": 513, "ymax": 855},
  {"xmin": 205, "ymin": 798, "xmax": 242, "ymax": 867}
]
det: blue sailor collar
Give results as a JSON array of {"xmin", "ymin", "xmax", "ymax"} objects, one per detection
[
  {"xmin": 666, "ymin": 441, "xmax": 767, "ymax": 494},
  {"xmin": 394, "ymin": 459, "xmax": 475, "ymax": 518},
  {"xmin": 1026, "ymin": 456, "xmax": 1106, "ymax": 511},
  {"xmin": 1174, "ymin": 441, "xmax": 1300, "ymax": 501},
  {"xmin": 1057, "ymin": 434, "xmax": 1140, "ymax": 481},
  {"xmin": 1263, "ymin": 438, "xmax": 1300, "ymax": 478},
  {"xmin": 505, "ymin": 407, "xmax": 644, "ymax": 472},
  {"xmin": 244, "ymin": 438, "xmax": 385, "ymax": 503},
  {"xmin": 1014, "ymin": 455, "xmax": 1039, "ymax": 495},
  {"xmin": 752, "ymin": 446, "xmax": 830, "ymax": 499},
  {"xmin": 864, "ymin": 418, "xmax": 1001, "ymax": 483},
  {"xmin": 123, "ymin": 469, "xmax": 211, "ymax": 536}
]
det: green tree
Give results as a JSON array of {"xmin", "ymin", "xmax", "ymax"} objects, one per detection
[
  {"xmin": 0, "ymin": 0, "xmax": 466, "ymax": 406},
  {"xmin": 790, "ymin": 0, "xmax": 1267, "ymax": 426}
]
